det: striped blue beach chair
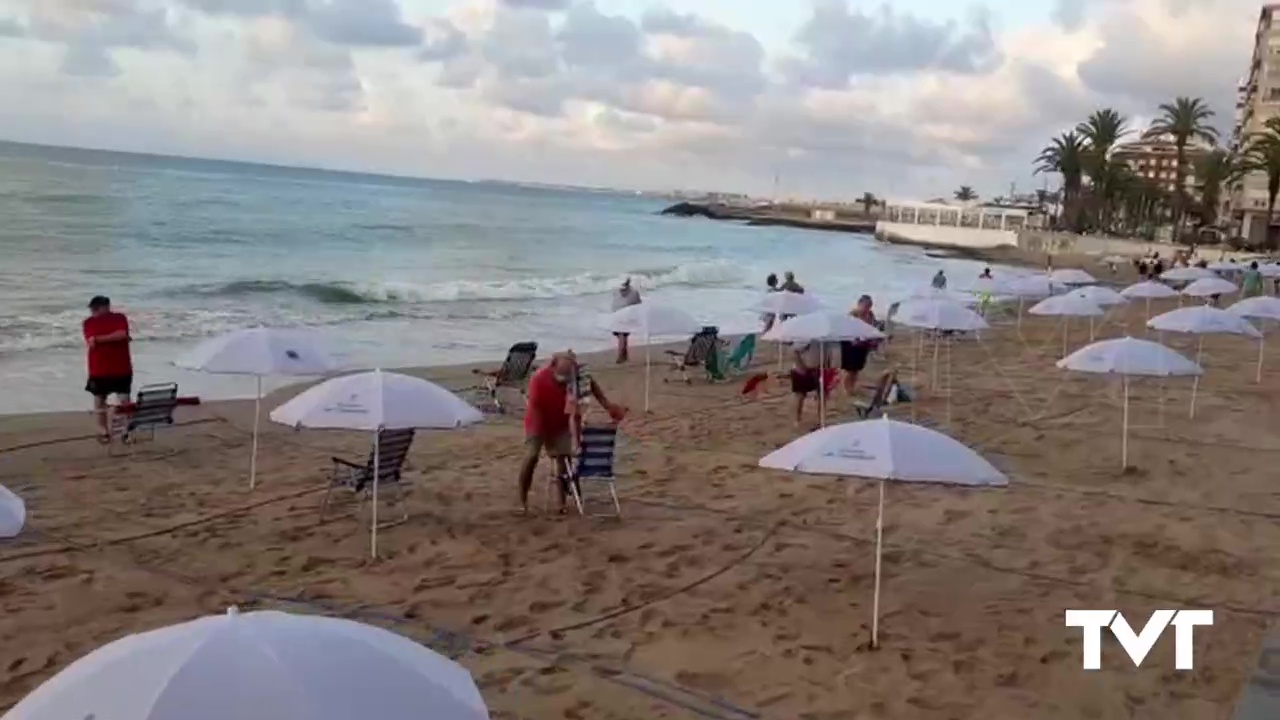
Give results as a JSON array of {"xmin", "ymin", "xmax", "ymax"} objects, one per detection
[{"xmin": 546, "ymin": 424, "xmax": 622, "ymax": 518}]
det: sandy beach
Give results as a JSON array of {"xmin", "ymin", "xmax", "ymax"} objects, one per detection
[{"xmin": 3, "ymin": 265, "xmax": 1279, "ymax": 719}]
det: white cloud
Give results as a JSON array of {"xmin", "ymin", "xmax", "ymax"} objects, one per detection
[{"xmin": 0, "ymin": 0, "xmax": 1260, "ymax": 198}]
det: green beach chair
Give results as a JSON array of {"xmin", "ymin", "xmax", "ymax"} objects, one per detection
[{"xmin": 723, "ymin": 334, "xmax": 757, "ymax": 375}]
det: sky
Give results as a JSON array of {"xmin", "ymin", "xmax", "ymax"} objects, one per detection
[{"xmin": 0, "ymin": 0, "xmax": 1262, "ymax": 200}]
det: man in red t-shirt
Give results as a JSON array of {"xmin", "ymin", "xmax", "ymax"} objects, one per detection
[
  {"xmin": 517, "ymin": 351, "xmax": 624, "ymax": 514},
  {"xmin": 82, "ymin": 296, "xmax": 133, "ymax": 443}
]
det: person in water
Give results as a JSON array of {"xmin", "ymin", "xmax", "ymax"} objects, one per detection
[
  {"xmin": 931, "ymin": 269, "xmax": 947, "ymax": 289},
  {"xmin": 762, "ymin": 273, "xmax": 780, "ymax": 331}
]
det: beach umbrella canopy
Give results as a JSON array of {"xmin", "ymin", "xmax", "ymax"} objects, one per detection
[
  {"xmin": 271, "ymin": 370, "xmax": 482, "ymax": 431},
  {"xmin": 1208, "ymin": 261, "xmax": 1242, "ymax": 273},
  {"xmin": 1181, "ymin": 277, "xmax": 1239, "ymax": 298},
  {"xmin": 603, "ymin": 302, "xmax": 701, "ymax": 337},
  {"xmin": 1161, "ymin": 266, "xmax": 1217, "ymax": 283},
  {"xmin": 1147, "ymin": 306, "xmax": 1261, "ymax": 338},
  {"xmin": 3, "ymin": 607, "xmax": 489, "ymax": 720},
  {"xmin": 1057, "ymin": 337, "xmax": 1202, "ymax": 377},
  {"xmin": 893, "ymin": 298, "xmax": 988, "ymax": 331},
  {"xmin": 1049, "ymin": 268, "xmax": 1097, "ymax": 285},
  {"xmin": 750, "ymin": 291, "xmax": 822, "ymax": 316},
  {"xmin": 908, "ymin": 287, "xmax": 981, "ymax": 307},
  {"xmin": 1121, "ymin": 280, "xmax": 1178, "ymax": 299},
  {"xmin": 1068, "ymin": 285, "xmax": 1128, "ymax": 307},
  {"xmin": 1258, "ymin": 263, "xmax": 1280, "ymax": 278},
  {"xmin": 0, "ymin": 483, "xmax": 25, "ymax": 539},
  {"xmin": 1229, "ymin": 295, "xmax": 1280, "ymax": 321},
  {"xmin": 1057, "ymin": 337, "xmax": 1202, "ymax": 467},
  {"xmin": 1028, "ymin": 294, "xmax": 1105, "ymax": 317},
  {"xmin": 1007, "ymin": 275, "xmax": 1061, "ymax": 298},
  {"xmin": 762, "ymin": 311, "xmax": 884, "ymax": 343},
  {"xmin": 759, "ymin": 417, "xmax": 1007, "ymax": 649},
  {"xmin": 176, "ymin": 327, "xmax": 342, "ymax": 490}
]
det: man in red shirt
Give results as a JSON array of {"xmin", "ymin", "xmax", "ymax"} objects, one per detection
[
  {"xmin": 82, "ymin": 296, "xmax": 133, "ymax": 443},
  {"xmin": 517, "ymin": 351, "xmax": 624, "ymax": 514}
]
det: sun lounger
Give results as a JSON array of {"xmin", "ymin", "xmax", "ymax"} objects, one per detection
[
  {"xmin": 664, "ymin": 326, "xmax": 724, "ymax": 384},
  {"xmin": 322, "ymin": 428, "xmax": 416, "ymax": 527},
  {"xmin": 547, "ymin": 424, "xmax": 622, "ymax": 517},
  {"xmin": 113, "ymin": 383, "xmax": 179, "ymax": 445},
  {"xmin": 723, "ymin": 334, "xmax": 757, "ymax": 374},
  {"xmin": 465, "ymin": 341, "xmax": 537, "ymax": 413}
]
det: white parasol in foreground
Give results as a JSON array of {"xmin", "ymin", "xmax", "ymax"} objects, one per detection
[
  {"xmin": 176, "ymin": 327, "xmax": 341, "ymax": 489},
  {"xmin": 1228, "ymin": 295, "xmax": 1280, "ymax": 381},
  {"xmin": 1147, "ymin": 306, "xmax": 1261, "ymax": 417},
  {"xmin": 3, "ymin": 607, "xmax": 490, "ymax": 720},
  {"xmin": 603, "ymin": 303, "xmax": 702, "ymax": 411},
  {"xmin": 1029, "ymin": 294, "xmax": 1106, "ymax": 355},
  {"xmin": 1181, "ymin": 277, "xmax": 1239, "ymax": 299},
  {"xmin": 0, "ymin": 483, "xmax": 25, "ymax": 538},
  {"xmin": 759, "ymin": 417, "xmax": 1007, "ymax": 648},
  {"xmin": 270, "ymin": 370, "xmax": 483, "ymax": 557},
  {"xmin": 1049, "ymin": 268, "xmax": 1097, "ymax": 286},
  {"xmin": 1057, "ymin": 337, "xmax": 1201, "ymax": 467},
  {"xmin": 764, "ymin": 312, "xmax": 885, "ymax": 426}
]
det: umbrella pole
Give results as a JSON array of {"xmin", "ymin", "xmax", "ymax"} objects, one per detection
[
  {"xmin": 1122, "ymin": 375, "xmax": 1130, "ymax": 468},
  {"xmin": 644, "ymin": 338, "xmax": 651, "ymax": 413},
  {"xmin": 1258, "ymin": 331, "xmax": 1266, "ymax": 384},
  {"xmin": 250, "ymin": 376, "xmax": 261, "ymax": 490},
  {"xmin": 871, "ymin": 479, "xmax": 885, "ymax": 650},
  {"xmin": 1062, "ymin": 318, "xmax": 1068, "ymax": 358},
  {"xmin": 1145, "ymin": 297, "xmax": 1151, "ymax": 326},
  {"xmin": 1017, "ymin": 297, "xmax": 1024, "ymax": 333},
  {"xmin": 1089, "ymin": 315, "xmax": 1095, "ymax": 342},
  {"xmin": 371, "ymin": 430, "xmax": 380, "ymax": 559},
  {"xmin": 931, "ymin": 334, "xmax": 939, "ymax": 390},
  {"xmin": 1158, "ymin": 331, "xmax": 1165, "ymax": 429},
  {"xmin": 911, "ymin": 331, "xmax": 920, "ymax": 422},
  {"xmin": 1190, "ymin": 337, "xmax": 1203, "ymax": 419},
  {"xmin": 819, "ymin": 342, "xmax": 827, "ymax": 428},
  {"xmin": 946, "ymin": 336, "xmax": 953, "ymax": 427}
]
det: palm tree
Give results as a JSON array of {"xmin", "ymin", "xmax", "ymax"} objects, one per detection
[
  {"xmin": 954, "ymin": 186, "xmax": 978, "ymax": 202},
  {"xmin": 1194, "ymin": 149, "xmax": 1243, "ymax": 228},
  {"xmin": 1076, "ymin": 108, "xmax": 1129, "ymax": 230},
  {"xmin": 1035, "ymin": 131, "xmax": 1087, "ymax": 231},
  {"xmin": 1245, "ymin": 117, "xmax": 1280, "ymax": 248},
  {"xmin": 859, "ymin": 191, "xmax": 878, "ymax": 216},
  {"xmin": 1145, "ymin": 97, "xmax": 1219, "ymax": 240}
]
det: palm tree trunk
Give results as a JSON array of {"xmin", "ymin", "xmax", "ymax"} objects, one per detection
[{"xmin": 1174, "ymin": 142, "xmax": 1187, "ymax": 242}]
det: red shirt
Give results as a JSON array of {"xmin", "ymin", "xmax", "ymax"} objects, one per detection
[
  {"xmin": 524, "ymin": 366, "xmax": 573, "ymax": 438},
  {"xmin": 83, "ymin": 312, "xmax": 133, "ymax": 377}
]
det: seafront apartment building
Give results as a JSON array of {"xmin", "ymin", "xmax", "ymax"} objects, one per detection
[
  {"xmin": 1227, "ymin": 3, "xmax": 1280, "ymax": 244},
  {"xmin": 1111, "ymin": 136, "xmax": 1210, "ymax": 196}
]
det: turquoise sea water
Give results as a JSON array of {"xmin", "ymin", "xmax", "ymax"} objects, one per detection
[{"xmin": 0, "ymin": 141, "xmax": 997, "ymax": 414}]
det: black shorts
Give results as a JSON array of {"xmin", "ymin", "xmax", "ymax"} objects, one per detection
[
  {"xmin": 790, "ymin": 369, "xmax": 819, "ymax": 395},
  {"xmin": 613, "ymin": 332, "xmax": 629, "ymax": 338},
  {"xmin": 86, "ymin": 375, "xmax": 132, "ymax": 399},
  {"xmin": 840, "ymin": 342, "xmax": 871, "ymax": 373}
]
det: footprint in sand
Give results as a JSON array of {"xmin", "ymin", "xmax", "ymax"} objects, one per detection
[
  {"xmin": 528, "ymin": 599, "xmax": 565, "ymax": 614},
  {"xmin": 494, "ymin": 615, "xmax": 532, "ymax": 632}
]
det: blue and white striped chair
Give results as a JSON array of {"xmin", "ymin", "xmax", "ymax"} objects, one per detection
[{"xmin": 546, "ymin": 424, "xmax": 622, "ymax": 518}]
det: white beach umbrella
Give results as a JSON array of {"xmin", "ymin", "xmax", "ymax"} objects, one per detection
[
  {"xmin": 763, "ymin": 312, "xmax": 885, "ymax": 426},
  {"xmin": 1147, "ymin": 306, "xmax": 1261, "ymax": 418},
  {"xmin": 3, "ymin": 607, "xmax": 489, "ymax": 720},
  {"xmin": 1068, "ymin": 285, "xmax": 1127, "ymax": 307},
  {"xmin": 759, "ymin": 417, "xmax": 1007, "ymax": 648},
  {"xmin": 270, "ymin": 370, "xmax": 483, "ymax": 557},
  {"xmin": 1049, "ymin": 268, "xmax": 1097, "ymax": 286},
  {"xmin": 1181, "ymin": 276, "xmax": 1239, "ymax": 298},
  {"xmin": 893, "ymin": 297, "xmax": 989, "ymax": 396},
  {"xmin": 603, "ymin": 302, "xmax": 703, "ymax": 412},
  {"xmin": 176, "ymin": 327, "xmax": 340, "ymax": 489},
  {"xmin": 1229, "ymin": 296, "xmax": 1280, "ymax": 381},
  {"xmin": 1258, "ymin": 263, "xmax": 1280, "ymax": 278},
  {"xmin": 1008, "ymin": 275, "xmax": 1061, "ymax": 298},
  {"xmin": 751, "ymin": 290, "xmax": 823, "ymax": 317},
  {"xmin": 1029, "ymin": 294, "xmax": 1106, "ymax": 356},
  {"xmin": 966, "ymin": 276, "xmax": 1016, "ymax": 296},
  {"xmin": 1122, "ymin": 279, "xmax": 1179, "ymax": 321},
  {"xmin": 908, "ymin": 287, "xmax": 981, "ymax": 307},
  {"xmin": 1161, "ymin": 266, "xmax": 1217, "ymax": 283},
  {"xmin": 1057, "ymin": 337, "xmax": 1202, "ymax": 467},
  {"xmin": 0, "ymin": 483, "xmax": 25, "ymax": 539},
  {"xmin": 1208, "ymin": 261, "xmax": 1242, "ymax": 273}
]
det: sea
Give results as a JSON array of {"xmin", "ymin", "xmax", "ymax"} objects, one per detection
[{"xmin": 0, "ymin": 141, "xmax": 1001, "ymax": 415}]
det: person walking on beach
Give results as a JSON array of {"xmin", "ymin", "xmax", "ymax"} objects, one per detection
[
  {"xmin": 517, "ymin": 351, "xmax": 625, "ymax": 515},
  {"xmin": 1243, "ymin": 261, "xmax": 1264, "ymax": 298},
  {"xmin": 82, "ymin": 295, "xmax": 133, "ymax": 444},
  {"xmin": 840, "ymin": 295, "xmax": 879, "ymax": 397},
  {"xmin": 611, "ymin": 278, "xmax": 641, "ymax": 363},
  {"xmin": 762, "ymin": 273, "xmax": 780, "ymax": 332},
  {"xmin": 931, "ymin": 269, "xmax": 947, "ymax": 289},
  {"xmin": 789, "ymin": 341, "xmax": 830, "ymax": 427}
]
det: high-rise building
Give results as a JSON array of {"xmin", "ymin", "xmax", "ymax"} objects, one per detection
[
  {"xmin": 1227, "ymin": 3, "xmax": 1280, "ymax": 244},
  {"xmin": 1111, "ymin": 136, "xmax": 1211, "ymax": 195}
]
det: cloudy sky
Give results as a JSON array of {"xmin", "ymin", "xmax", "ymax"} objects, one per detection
[{"xmin": 0, "ymin": 0, "xmax": 1260, "ymax": 199}]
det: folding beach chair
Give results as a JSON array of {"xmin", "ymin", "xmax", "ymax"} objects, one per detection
[
  {"xmin": 113, "ymin": 383, "xmax": 179, "ymax": 445},
  {"xmin": 465, "ymin": 341, "xmax": 537, "ymax": 413},
  {"xmin": 547, "ymin": 424, "xmax": 622, "ymax": 518},
  {"xmin": 723, "ymin": 334, "xmax": 757, "ymax": 375},
  {"xmin": 664, "ymin": 326, "xmax": 723, "ymax": 384},
  {"xmin": 853, "ymin": 371, "xmax": 900, "ymax": 419},
  {"xmin": 322, "ymin": 428, "xmax": 416, "ymax": 527}
]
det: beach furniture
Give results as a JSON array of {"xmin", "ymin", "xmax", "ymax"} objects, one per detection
[
  {"xmin": 547, "ymin": 424, "xmax": 622, "ymax": 517},
  {"xmin": 113, "ymin": 382, "xmax": 180, "ymax": 445},
  {"xmin": 723, "ymin": 333, "xmax": 757, "ymax": 374},
  {"xmin": 853, "ymin": 371, "xmax": 899, "ymax": 419},
  {"xmin": 322, "ymin": 428, "xmax": 416, "ymax": 527},
  {"xmin": 664, "ymin": 326, "xmax": 722, "ymax": 383},
  {"xmin": 465, "ymin": 341, "xmax": 537, "ymax": 413}
]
